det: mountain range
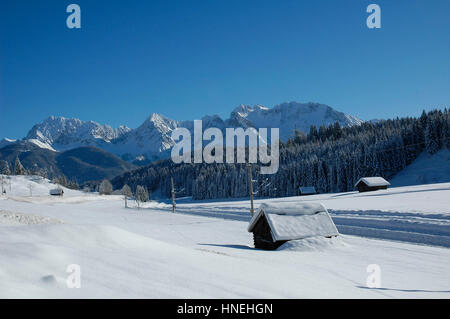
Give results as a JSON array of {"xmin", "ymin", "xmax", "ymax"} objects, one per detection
[{"xmin": 2, "ymin": 102, "xmax": 363, "ymax": 164}]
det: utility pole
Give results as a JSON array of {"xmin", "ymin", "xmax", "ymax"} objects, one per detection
[
  {"xmin": 248, "ymin": 164, "xmax": 254, "ymax": 216},
  {"xmin": 28, "ymin": 183, "xmax": 34, "ymax": 197},
  {"xmin": 171, "ymin": 177, "xmax": 176, "ymax": 213}
]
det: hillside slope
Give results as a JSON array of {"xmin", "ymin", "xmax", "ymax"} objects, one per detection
[
  {"xmin": 56, "ymin": 147, "xmax": 136, "ymax": 183},
  {"xmin": 0, "ymin": 143, "xmax": 136, "ymax": 183},
  {"xmin": 390, "ymin": 149, "xmax": 450, "ymax": 187}
]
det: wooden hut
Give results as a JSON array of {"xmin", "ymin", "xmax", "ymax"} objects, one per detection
[
  {"xmin": 247, "ymin": 202, "xmax": 339, "ymax": 250},
  {"xmin": 49, "ymin": 188, "xmax": 64, "ymax": 196},
  {"xmin": 355, "ymin": 177, "xmax": 390, "ymax": 192},
  {"xmin": 299, "ymin": 186, "xmax": 316, "ymax": 196}
]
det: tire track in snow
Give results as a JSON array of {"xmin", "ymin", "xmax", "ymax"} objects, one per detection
[
  {"xmin": 329, "ymin": 210, "xmax": 450, "ymax": 248},
  {"xmin": 335, "ymin": 225, "xmax": 450, "ymax": 248}
]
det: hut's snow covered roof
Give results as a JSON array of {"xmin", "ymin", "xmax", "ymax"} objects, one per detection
[
  {"xmin": 49, "ymin": 188, "xmax": 63, "ymax": 195},
  {"xmin": 355, "ymin": 177, "xmax": 390, "ymax": 187},
  {"xmin": 299, "ymin": 186, "xmax": 316, "ymax": 194},
  {"xmin": 248, "ymin": 202, "xmax": 339, "ymax": 241},
  {"xmin": 252, "ymin": 202, "xmax": 326, "ymax": 216}
]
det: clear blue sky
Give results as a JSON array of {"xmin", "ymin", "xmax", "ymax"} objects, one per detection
[{"xmin": 0, "ymin": 0, "xmax": 449, "ymax": 139}]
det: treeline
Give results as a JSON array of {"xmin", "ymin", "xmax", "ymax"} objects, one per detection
[{"xmin": 113, "ymin": 108, "xmax": 449, "ymax": 200}]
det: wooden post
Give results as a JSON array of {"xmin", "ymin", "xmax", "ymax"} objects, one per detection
[
  {"xmin": 171, "ymin": 177, "xmax": 176, "ymax": 213},
  {"xmin": 248, "ymin": 164, "xmax": 254, "ymax": 216}
]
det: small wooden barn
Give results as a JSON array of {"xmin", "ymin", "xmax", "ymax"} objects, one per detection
[
  {"xmin": 355, "ymin": 177, "xmax": 390, "ymax": 192},
  {"xmin": 299, "ymin": 186, "xmax": 316, "ymax": 196},
  {"xmin": 248, "ymin": 202, "xmax": 339, "ymax": 250},
  {"xmin": 49, "ymin": 188, "xmax": 64, "ymax": 196}
]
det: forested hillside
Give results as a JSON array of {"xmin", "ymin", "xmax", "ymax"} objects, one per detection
[
  {"xmin": 0, "ymin": 144, "xmax": 136, "ymax": 185},
  {"xmin": 112, "ymin": 109, "xmax": 449, "ymax": 200}
]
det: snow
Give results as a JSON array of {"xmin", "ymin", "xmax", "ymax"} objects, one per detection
[
  {"xmin": 0, "ymin": 210, "xmax": 63, "ymax": 225},
  {"xmin": 265, "ymin": 212, "xmax": 339, "ymax": 241},
  {"xmin": 248, "ymin": 202, "xmax": 338, "ymax": 241},
  {"xmin": 0, "ymin": 176, "xmax": 449, "ymax": 298},
  {"xmin": 299, "ymin": 186, "xmax": 316, "ymax": 194},
  {"xmin": 355, "ymin": 177, "xmax": 390, "ymax": 187},
  {"xmin": 231, "ymin": 102, "xmax": 363, "ymax": 141},
  {"xmin": 16, "ymin": 102, "xmax": 363, "ymax": 161},
  {"xmin": 0, "ymin": 175, "xmax": 81, "ymax": 197},
  {"xmin": 27, "ymin": 138, "xmax": 56, "ymax": 151},
  {"xmin": 254, "ymin": 202, "xmax": 327, "ymax": 216},
  {"xmin": 25, "ymin": 116, "xmax": 131, "ymax": 151},
  {"xmin": 277, "ymin": 236, "xmax": 349, "ymax": 252},
  {"xmin": 390, "ymin": 149, "xmax": 450, "ymax": 187},
  {"xmin": 164, "ymin": 182, "xmax": 450, "ymax": 249}
]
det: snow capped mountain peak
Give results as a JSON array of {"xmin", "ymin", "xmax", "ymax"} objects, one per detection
[
  {"xmin": 226, "ymin": 101, "xmax": 362, "ymax": 141},
  {"xmin": 25, "ymin": 116, "xmax": 131, "ymax": 150},
  {"xmin": 116, "ymin": 125, "xmax": 132, "ymax": 135},
  {"xmin": 137, "ymin": 113, "xmax": 177, "ymax": 134},
  {"xmin": 231, "ymin": 104, "xmax": 269, "ymax": 119},
  {"xmin": 147, "ymin": 112, "xmax": 165, "ymax": 123},
  {"xmin": 109, "ymin": 113, "xmax": 179, "ymax": 161}
]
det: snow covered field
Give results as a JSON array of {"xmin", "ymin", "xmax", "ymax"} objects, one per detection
[{"xmin": 0, "ymin": 175, "xmax": 449, "ymax": 298}]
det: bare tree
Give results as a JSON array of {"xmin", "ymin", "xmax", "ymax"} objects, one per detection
[
  {"xmin": 121, "ymin": 184, "xmax": 132, "ymax": 208},
  {"xmin": 99, "ymin": 179, "xmax": 113, "ymax": 195},
  {"xmin": 135, "ymin": 185, "xmax": 149, "ymax": 209}
]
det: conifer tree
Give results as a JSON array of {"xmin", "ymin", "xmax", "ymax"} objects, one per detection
[
  {"xmin": 0, "ymin": 161, "xmax": 11, "ymax": 175},
  {"xmin": 14, "ymin": 157, "xmax": 26, "ymax": 175}
]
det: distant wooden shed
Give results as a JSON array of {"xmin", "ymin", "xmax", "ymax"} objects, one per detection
[
  {"xmin": 248, "ymin": 202, "xmax": 339, "ymax": 250},
  {"xmin": 49, "ymin": 188, "xmax": 64, "ymax": 196},
  {"xmin": 355, "ymin": 177, "xmax": 390, "ymax": 192},
  {"xmin": 299, "ymin": 186, "xmax": 316, "ymax": 196}
]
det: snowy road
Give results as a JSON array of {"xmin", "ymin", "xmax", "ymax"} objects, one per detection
[{"xmin": 169, "ymin": 183, "xmax": 450, "ymax": 248}]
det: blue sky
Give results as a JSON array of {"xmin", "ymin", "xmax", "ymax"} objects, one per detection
[{"xmin": 0, "ymin": 0, "xmax": 449, "ymax": 139}]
